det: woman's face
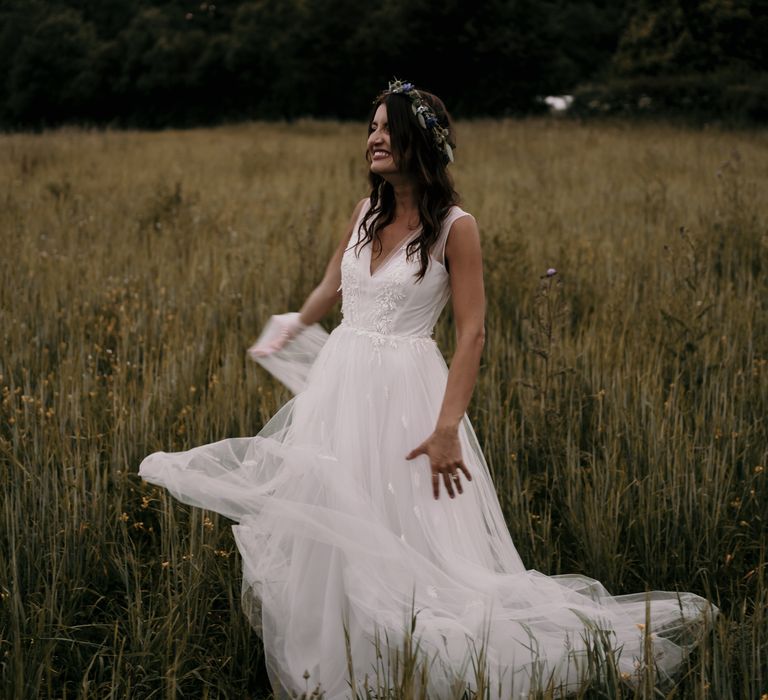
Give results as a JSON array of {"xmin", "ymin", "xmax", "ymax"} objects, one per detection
[{"xmin": 367, "ymin": 103, "xmax": 398, "ymax": 177}]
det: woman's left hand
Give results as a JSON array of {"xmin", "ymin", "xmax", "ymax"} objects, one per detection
[{"xmin": 405, "ymin": 426, "xmax": 472, "ymax": 500}]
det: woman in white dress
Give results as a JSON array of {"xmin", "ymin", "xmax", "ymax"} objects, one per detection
[{"xmin": 140, "ymin": 80, "xmax": 714, "ymax": 698}]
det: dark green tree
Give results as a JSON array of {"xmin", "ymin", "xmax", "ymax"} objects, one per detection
[
  {"xmin": 549, "ymin": 0, "xmax": 632, "ymax": 88},
  {"xmin": 225, "ymin": 0, "xmax": 309, "ymax": 119},
  {"xmin": 7, "ymin": 7, "xmax": 101, "ymax": 125},
  {"xmin": 612, "ymin": 0, "xmax": 768, "ymax": 76},
  {"xmin": 111, "ymin": 7, "xmax": 211, "ymax": 126}
]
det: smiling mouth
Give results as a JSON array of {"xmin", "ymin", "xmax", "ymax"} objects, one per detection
[{"xmin": 372, "ymin": 151, "xmax": 391, "ymax": 160}]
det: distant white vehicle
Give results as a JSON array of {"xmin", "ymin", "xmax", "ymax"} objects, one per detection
[{"xmin": 543, "ymin": 95, "xmax": 574, "ymax": 112}]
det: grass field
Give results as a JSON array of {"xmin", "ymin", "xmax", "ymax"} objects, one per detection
[{"xmin": 1, "ymin": 118, "xmax": 766, "ymax": 698}]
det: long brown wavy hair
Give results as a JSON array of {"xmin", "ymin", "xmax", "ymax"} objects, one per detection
[{"xmin": 355, "ymin": 86, "xmax": 460, "ymax": 281}]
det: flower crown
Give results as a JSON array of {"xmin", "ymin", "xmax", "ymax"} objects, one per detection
[{"xmin": 380, "ymin": 78, "xmax": 454, "ymax": 164}]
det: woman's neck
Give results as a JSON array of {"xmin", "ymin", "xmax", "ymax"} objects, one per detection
[{"xmin": 390, "ymin": 180, "xmax": 419, "ymax": 225}]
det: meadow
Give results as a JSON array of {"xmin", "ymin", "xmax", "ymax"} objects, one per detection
[{"xmin": 0, "ymin": 117, "xmax": 766, "ymax": 699}]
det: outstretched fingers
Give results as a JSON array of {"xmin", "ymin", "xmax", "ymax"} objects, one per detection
[
  {"xmin": 442, "ymin": 470, "xmax": 456, "ymax": 499},
  {"xmin": 451, "ymin": 465, "xmax": 464, "ymax": 495},
  {"xmin": 409, "ymin": 440, "xmax": 471, "ymax": 501}
]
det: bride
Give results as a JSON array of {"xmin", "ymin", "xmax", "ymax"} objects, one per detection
[{"xmin": 139, "ymin": 80, "xmax": 714, "ymax": 698}]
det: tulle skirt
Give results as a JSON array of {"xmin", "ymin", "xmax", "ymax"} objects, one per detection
[{"xmin": 139, "ymin": 323, "xmax": 715, "ymax": 698}]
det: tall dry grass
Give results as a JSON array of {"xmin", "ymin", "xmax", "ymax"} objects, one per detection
[{"xmin": 0, "ymin": 118, "xmax": 766, "ymax": 698}]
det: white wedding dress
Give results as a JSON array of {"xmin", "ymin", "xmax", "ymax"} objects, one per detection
[{"xmin": 140, "ymin": 201, "xmax": 714, "ymax": 698}]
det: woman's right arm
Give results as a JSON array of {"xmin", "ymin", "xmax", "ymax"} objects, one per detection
[
  {"xmin": 296, "ymin": 197, "xmax": 367, "ymax": 325},
  {"xmin": 249, "ymin": 198, "xmax": 367, "ymax": 358}
]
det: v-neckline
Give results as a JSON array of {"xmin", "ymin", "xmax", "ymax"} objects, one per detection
[{"xmin": 368, "ymin": 228, "xmax": 422, "ymax": 278}]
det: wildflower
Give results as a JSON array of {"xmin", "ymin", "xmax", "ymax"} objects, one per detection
[
  {"xmin": 119, "ymin": 512, "xmax": 129, "ymax": 522},
  {"xmin": 546, "ymin": 268, "xmax": 557, "ymax": 277},
  {"xmin": 755, "ymin": 465, "xmax": 764, "ymax": 474}
]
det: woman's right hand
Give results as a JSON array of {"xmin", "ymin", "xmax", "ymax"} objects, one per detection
[{"xmin": 247, "ymin": 312, "xmax": 308, "ymax": 358}]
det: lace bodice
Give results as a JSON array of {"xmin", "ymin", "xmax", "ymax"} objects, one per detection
[{"xmin": 340, "ymin": 200, "xmax": 473, "ymax": 341}]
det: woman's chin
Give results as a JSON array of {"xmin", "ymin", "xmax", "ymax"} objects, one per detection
[{"xmin": 370, "ymin": 164, "xmax": 398, "ymax": 179}]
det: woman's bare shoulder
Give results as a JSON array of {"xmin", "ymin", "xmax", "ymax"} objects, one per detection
[{"xmin": 444, "ymin": 210, "xmax": 481, "ymax": 268}]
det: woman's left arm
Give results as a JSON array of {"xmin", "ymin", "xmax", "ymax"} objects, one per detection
[{"xmin": 405, "ymin": 215, "xmax": 485, "ymax": 499}]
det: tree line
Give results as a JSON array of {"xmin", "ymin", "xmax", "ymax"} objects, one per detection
[{"xmin": 0, "ymin": 0, "xmax": 765, "ymax": 129}]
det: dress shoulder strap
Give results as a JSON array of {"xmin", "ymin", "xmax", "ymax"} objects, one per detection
[
  {"xmin": 434, "ymin": 205, "xmax": 476, "ymax": 267},
  {"xmin": 353, "ymin": 197, "xmax": 372, "ymax": 243},
  {"xmin": 344, "ymin": 198, "xmax": 373, "ymax": 255}
]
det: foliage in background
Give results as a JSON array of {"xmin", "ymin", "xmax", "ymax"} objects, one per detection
[
  {"xmin": 1, "ymin": 0, "xmax": 765, "ymax": 128},
  {"xmin": 0, "ymin": 119, "xmax": 766, "ymax": 698},
  {"xmin": 571, "ymin": 0, "xmax": 768, "ymax": 123},
  {"xmin": 570, "ymin": 71, "xmax": 768, "ymax": 124},
  {"xmin": 611, "ymin": 0, "xmax": 767, "ymax": 77}
]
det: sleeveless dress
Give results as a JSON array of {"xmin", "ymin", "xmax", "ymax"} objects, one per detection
[{"xmin": 139, "ymin": 201, "xmax": 714, "ymax": 698}]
